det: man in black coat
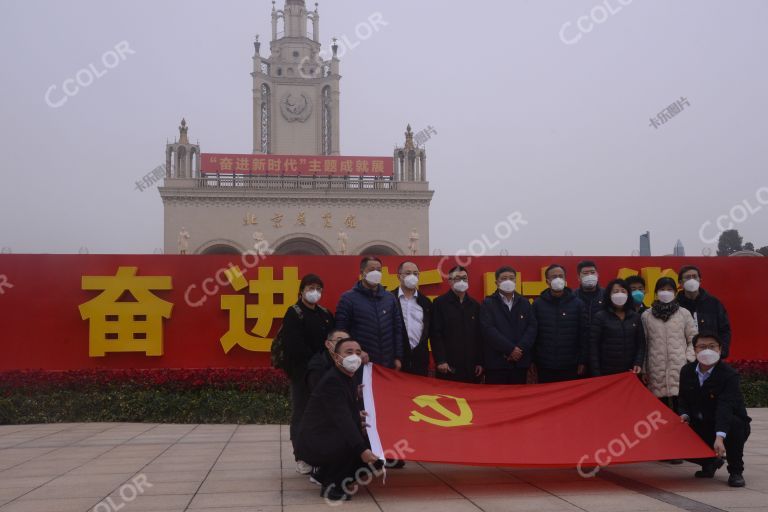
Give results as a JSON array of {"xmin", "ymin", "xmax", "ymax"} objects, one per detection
[
  {"xmin": 480, "ymin": 266, "xmax": 537, "ymax": 384},
  {"xmin": 391, "ymin": 261, "xmax": 432, "ymax": 376},
  {"xmin": 431, "ymin": 265, "xmax": 483, "ymax": 383},
  {"xmin": 296, "ymin": 339, "xmax": 379, "ymax": 501},
  {"xmin": 306, "ymin": 329, "xmax": 351, "ymax": 391},
  {"xmin": 574, "ymin": 260, "xmax": 604, "ymax": 327},
  {"xmin": 532, "ymin": 264, "xmax": 589, "ymax": 383},
  {"xmin": 677, "ymin": 265, "xmax": 733, "ymax": 358},
  {"xmin": 679, "ymin": 332, "xmax": 751, "ymax": 487}
]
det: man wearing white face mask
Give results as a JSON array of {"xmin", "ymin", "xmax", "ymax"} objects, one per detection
[
  {"xmin": 678, "ymin": 333, "xmax": 751, "ymax": 487},
  {"xmin": 281, "ymin": 273, "xmax": 335, "ymax": 475},
  {"xmin": 531, "ymin": 264, "xmax": 589, "ymax": 383},
  {"xmin": 574, "ymin": 260, "xmax": 604, "ymax": 331},
  {"xmin": 676, "ymin": 265, "xmax": 733, "ymax": 358},
  {"xmin": 480, "ymin": 266, "xmax": 537, "ymax": 384},
  {"xmin": 431, "ymin": 265, "xmax": 483, "ymax": 383},
  {"xmin": 392, "ymin": 261, "xmax": 432, "ymax": 376},
  {"xmin": 335, "ymin": 256, "xmax": 404, "ymax": 371},
  {"xmin": 295, "ymin": 338, "xmax": 380, "ymax": 501}
]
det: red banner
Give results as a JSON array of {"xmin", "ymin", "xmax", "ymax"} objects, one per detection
[
  {"xmin": 0, "ymin": 255, "xmax": 766, "ymax": 371},
  {"xmin": 200, "ymin": 153, "xmax": 393, "ymax": 177},
  {"xmin": 363, "ymin": 365, "xmax": 713, "ymax": 467}
]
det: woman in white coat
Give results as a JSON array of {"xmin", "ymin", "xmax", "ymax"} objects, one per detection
[{"xmin": 642, "ymin": 277, "xmax": 697, "ymax": 412}]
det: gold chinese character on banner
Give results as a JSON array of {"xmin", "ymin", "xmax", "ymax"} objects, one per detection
[
  {"xmin": 220, "ymin": 266, "xmax": 300, "ymax": 353},
  {"xmin": 79, "ymin": 267, "xmax": 173, "ymax": 357}
]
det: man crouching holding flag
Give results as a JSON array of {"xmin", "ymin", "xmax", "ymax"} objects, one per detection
[{"xmin": 295, "ymin": 338, "xmax": 381, "ymax": 501}]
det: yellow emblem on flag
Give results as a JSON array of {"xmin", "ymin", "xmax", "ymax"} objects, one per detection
[{"xmin": 408, "ymin": 394, "xmax": 473, "ymax": 427}]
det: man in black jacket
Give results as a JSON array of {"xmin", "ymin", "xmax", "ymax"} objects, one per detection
[
  {"xmin": 532, "ymin": 264, "xmax": 589, "ymax": 383},
  {"xmin": 574, "ymin": 260, "xmax": 604, "ymax": 327},
  {"xmin": 392, "ymin": 261, "xmax": 432, "ymax": 376},
  {"xmin": 306, "ymin": 329, "xmax": 351, "ymax": 391},
  {"xmin": 431, "ymin": 265, "xmax": 483, "ymax": 383},
  {"xmin": 296, "ymin": 338, "xmax": 379, "ymax": 501},
  {"xmin": 480, "ymin": 266, "xmax": 537, "ymax": 384},
  {"xmin": 677, "ymin": 265, "xmax": 733, "ymax": 358},
  {"xmin": 679, "ymin": 332, "xmax": 751, "ymax": 487}
]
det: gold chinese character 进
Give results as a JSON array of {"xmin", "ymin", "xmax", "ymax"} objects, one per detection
[
  {"xmin": 220, "ymin": 266, "xmax": 301, "ymax": 353},
  {"xmin": 79, "ymin": 267, "xmax": 173, "ymax": 357}
]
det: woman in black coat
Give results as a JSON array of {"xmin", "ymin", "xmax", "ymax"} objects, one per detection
[{"xmin": 589, "ymin": 278, "xmax": 646, "ymax": 376}]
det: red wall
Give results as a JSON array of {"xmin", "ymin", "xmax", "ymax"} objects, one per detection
[{"xmin": 0, "ymin": 255, "xmax": 765, "ymax": 370}]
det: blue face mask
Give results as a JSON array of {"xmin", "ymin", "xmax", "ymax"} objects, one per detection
[{"xmin": 631, "ymin": 290, "xmax": 645, "ymax": 304}]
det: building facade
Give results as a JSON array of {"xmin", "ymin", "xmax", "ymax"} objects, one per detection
[{"xmin": 159, "ymin": 0, "xmax": 433, "ymax": 256}]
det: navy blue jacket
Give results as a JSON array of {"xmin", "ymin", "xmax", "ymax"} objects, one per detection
[
  {"xmin": 335, "ymin": 281, "xmax": 404, "ymax": 368},
  {"xmin": 532, "ymin": 288, "xmax": 588, "ymax": 370},
  {"xmin": 575, "ymin": 286, "xmax": 604, "ymax": 326},
  {"xmin": 480, "ymin": 292, "xmax": 537, "ymax": 370},
  {"xmin": 677, "ymin": 289, "xmax": 732, "ymax": 358}
]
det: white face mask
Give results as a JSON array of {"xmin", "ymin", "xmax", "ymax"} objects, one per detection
[
  {"xmin": 696, "ymin": 349, "xmax": 720, "ymax": 366},
  {"xmin": 657, "ymin": 290, "xmax": 676, "ymax": 304},
  {"xmin": 499, "ymin": 279, "xmax": 516, "ymax": 294},
  {"xmin": 550, "ymin": 277, "xmax": 566, "ymax": 292},
  {"xmin": 403, "ymin": 274, "xmax": 419, "ymax": 289},
  {"xmin": 684, "ymin": 279, "xmax": 701, "ymax": 293},
  {"xmin": 452, "ymin": 280, "xmax": 469, "ymax": 293},
  {"xmin": 611, "ymin": 292, "xmax": 628, "ymax": 306},
  {"xmin": 581, "ymin": 274, "xmax": 599, "ymax": 288},
  {"xmin": 303, "ymin": 289, "xmax": 322, "ymax": 304},
  {"xmin": 340, "ymin": 354, "xmax": 362, "ymax": 373},
  {"xmin": 364, "ymin": 270, "xmax": 382, "ymax": 286}
]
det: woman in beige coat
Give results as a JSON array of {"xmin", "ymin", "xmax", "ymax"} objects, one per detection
[{"xmin": 641, "ymin": 277, "xmax": 697, "ymax": 410}]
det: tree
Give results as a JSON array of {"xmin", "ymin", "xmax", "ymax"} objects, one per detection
[
  {"xmin": 717, "ymin": 229, "xmax": 743, "ymax": 256},
  {"xmin": 758, "ymin": 246, "xmax": 768, "ymax": 257},
  {"xmin": 744, "ymin": 242, "xmax": 755, "ymax": 252}
]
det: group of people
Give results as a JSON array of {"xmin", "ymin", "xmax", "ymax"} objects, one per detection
[{"xmin": 281, "ymin": 256, "xmax": 751, "ymax": 501}]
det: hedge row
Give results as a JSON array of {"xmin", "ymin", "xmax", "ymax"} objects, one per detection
[{"xmin": 1, "ymin": 364, "xmax": 766, "ymax": 425}]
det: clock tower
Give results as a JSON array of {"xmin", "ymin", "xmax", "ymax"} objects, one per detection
[{"xmin": 252, "ymin": 0, "xmax": 341, "ymax": 156}]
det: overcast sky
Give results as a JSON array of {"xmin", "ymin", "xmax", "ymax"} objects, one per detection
[{"xmin": 1, "ymin": 0, "xmax": 767, "ymax": 256}]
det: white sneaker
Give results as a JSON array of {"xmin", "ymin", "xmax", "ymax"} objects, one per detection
[{"xmin": 296, "ymin": 460, "xmax": 313, "ymax": 474}]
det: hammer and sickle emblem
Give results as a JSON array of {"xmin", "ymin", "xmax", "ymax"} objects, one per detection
[{"xmin": 408, "ymin": 394, "xmax": 473, "ymax": 427}]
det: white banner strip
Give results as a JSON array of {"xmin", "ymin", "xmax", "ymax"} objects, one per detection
[{"xmin": 362, "ymin": 363, "xmax": 384, "ymax": 459}]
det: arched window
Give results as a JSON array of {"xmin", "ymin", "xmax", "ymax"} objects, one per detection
[
  {"xmin": 322, "ymin": 86, "xmax": 332, "ymax": 155},
  {"xmin": 261, "ymin": 84, "xmax": 271, "ymax": 154}
]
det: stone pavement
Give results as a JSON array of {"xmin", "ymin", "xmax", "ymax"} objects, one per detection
[{"xmin": 0, "ymin": 409, "xmax": 765, "ymax": 512}]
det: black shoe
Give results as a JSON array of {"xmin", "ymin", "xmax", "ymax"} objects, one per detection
[
  {"xmin": 728, "ymin": 473, "xmax": 746, "ymax": 487},
  {"xmin": 321, "ymin": 485, "xmax": 350, "ymax": 502},
  {"xmin": 666, "ymin": 459, "xmax": 683, "ymax": 465},
  {"xmin": 695, "ymin": 458, "xmax": 724, "ymax": 478},
  {"xmin": 386, "ymin": 458, "xmax": 406, "ymax": 469}
]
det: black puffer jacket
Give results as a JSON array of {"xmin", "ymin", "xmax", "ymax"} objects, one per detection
[
  {"xmin": 589, "ymin": 309, "xmax": 646, "ymax": 376},
  {"xmin": 531, "ymin": 288, "xmax": 588, "ymax": 370}
]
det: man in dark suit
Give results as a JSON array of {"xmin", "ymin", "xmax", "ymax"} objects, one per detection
[
  {"xmin": 295, "ymin": 338, "xmax": 379, "ymax": 501},
  {"xmin": 679, "ymin": 332, "xmax": 751, "ymax": 487},
  {"xmin": 392, "ymin": 261, "xmax": 432, "ymax": 377},
  {"xmin": 480, "ymin": 265, "xmax": 537, "ymax": 384}
]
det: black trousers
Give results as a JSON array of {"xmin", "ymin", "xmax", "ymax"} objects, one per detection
[
  {"xmin": 436, "ymin": 369, "xmax": 477, "ymax": 384},
  {"xmin": 485, "ymin": 368, "xmax": 527, "ymax": 384},
  {"xmin": 289, "ymin": 377, "xmax": 310, "ymax": 458},
  {"xmin": 688, "ymin": 416, "xmax": 751, "ymax": 474},
  {"xmin": 538, "ymin": 367, "xmax": 578, "ymax": 383},
  {"xmin": 658, "ymin": 395, "xmax": 679, "ymax": 414},
  {"xmin": 314, "ymin": 450, "xmax": 366, "ymax": 490}
]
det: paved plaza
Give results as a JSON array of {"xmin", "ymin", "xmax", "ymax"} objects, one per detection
[{"xmin": 0, "ymin": 409, "xmax": 766, "ymax": 512}]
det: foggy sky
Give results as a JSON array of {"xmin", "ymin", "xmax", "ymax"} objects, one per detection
[{"xmin": 1, "ymin": 0, "xmax": 767, "ymax": 256}]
